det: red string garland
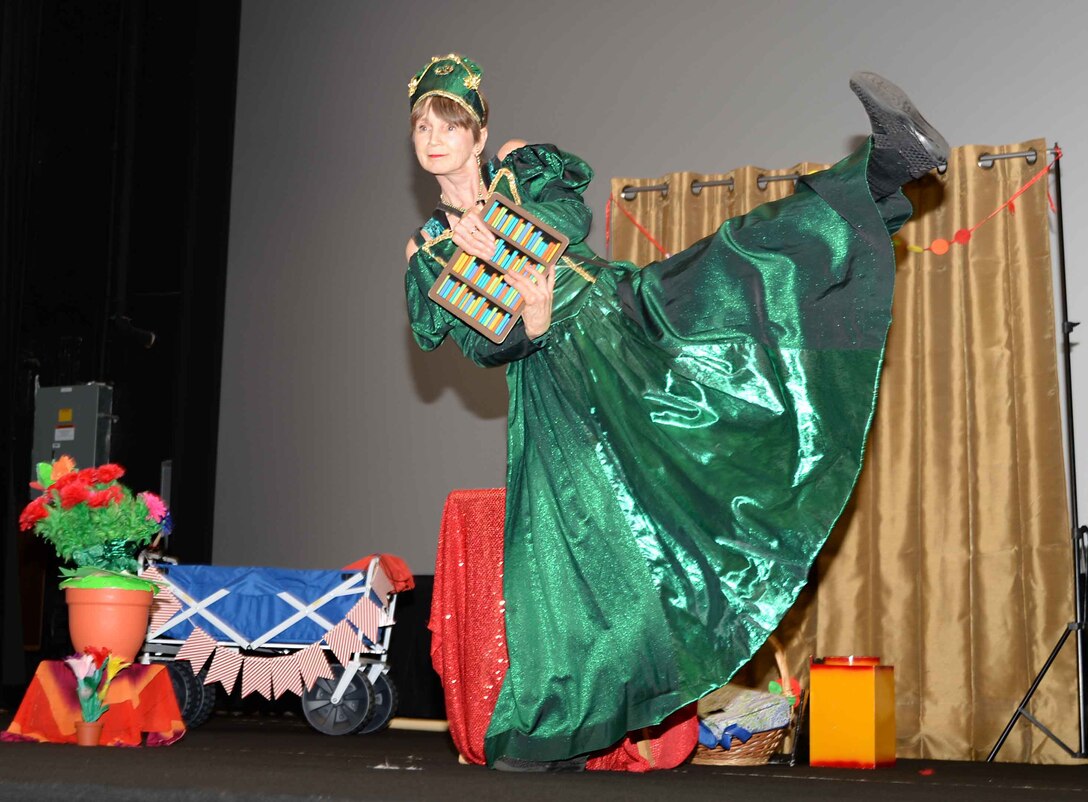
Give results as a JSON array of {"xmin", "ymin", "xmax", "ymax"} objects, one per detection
[
  {"xmin": 609, "ymin": 147, "xmax": 1061, "ymax": 261},
  {"xmin": 606, "ymin": 195, "xmax": 671, "ymax": 259},
  {"xmin": 901, "ymin": 147, "xmax": 1061, "ymax": 255}
]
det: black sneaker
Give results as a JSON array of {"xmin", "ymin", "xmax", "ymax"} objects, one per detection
[
  {"xmin": 492, "ymin": 754, "xmax": 588, "ymax": 773},
  {"xmin": 849, "ymin": 71, "xmax": 950, "ymax": 178}
]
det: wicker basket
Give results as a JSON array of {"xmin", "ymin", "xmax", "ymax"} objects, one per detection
[{"xmin": 691, "ymin": 635, "xmax": 795, "ymax": 766}]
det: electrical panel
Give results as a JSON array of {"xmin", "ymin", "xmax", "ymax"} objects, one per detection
[{"xmin": 31, "ymin": 383, "xmax": 114, "ymax": 475}]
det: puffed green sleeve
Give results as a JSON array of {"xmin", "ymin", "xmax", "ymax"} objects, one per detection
[
  {"xmin": 405, "ymin": 243, "xmax": 547, "ymax": 368},
  {"xmin": 503, "ymin": 144, "xmax": 593, "ymax": 245}
]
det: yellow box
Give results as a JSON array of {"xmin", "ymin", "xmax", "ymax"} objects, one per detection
[{"xmin": 809, "ymin": 656, "xmax": 895, "ymax": 768}]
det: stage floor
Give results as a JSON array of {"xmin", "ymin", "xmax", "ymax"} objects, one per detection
[{"xmin": 0, "ymin": 711, "xmax": 1086, "ymax": 801}]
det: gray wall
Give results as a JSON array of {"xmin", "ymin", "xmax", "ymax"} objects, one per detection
[{"xmin": 216, "ymin": 0, "xmax": 1088, "ymax": 573}]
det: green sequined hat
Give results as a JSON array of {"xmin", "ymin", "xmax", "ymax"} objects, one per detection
[{"xmin": 408, "ymin": 53, "xmax": 487, "ymax": 126}]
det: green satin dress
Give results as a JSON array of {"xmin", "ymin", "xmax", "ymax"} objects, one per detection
[{"xmin": 405, "ymin": 141, "xmax": 912, "ymax": 763}]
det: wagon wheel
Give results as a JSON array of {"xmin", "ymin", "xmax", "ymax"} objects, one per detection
[
  {"xmin": 301, "ymin": 664, "xmax": 374, "ymax": 735},
  {"xmin": 358, "ymin": 671, "xmax": 398, "ymax": 735},
  {"xmin": 189, "ymin": 668, "xmax": 218, "ymax": 727},
  {"xmin": 166, "ymin": 661, "xmax": 216, "ymax": 728}
]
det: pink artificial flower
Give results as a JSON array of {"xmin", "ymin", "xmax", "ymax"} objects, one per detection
[
  {"xmin": 64, "ymin": 653, "xmax": 96, "ymax": 682},
  {"xmin": 140, "ymin": 492, "xmax": 167, "ymax": 522}
]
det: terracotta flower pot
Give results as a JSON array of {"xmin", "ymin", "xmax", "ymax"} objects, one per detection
[
  {"xmin": 75, "ymin": 719, "xmax": 103, "ymax": 746},
  {"xmin": 66, "ymin": 586, "xmax": 153, "ymax": 662}
]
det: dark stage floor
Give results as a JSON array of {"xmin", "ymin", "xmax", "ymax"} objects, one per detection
[{"xmin": 1, "ymin": 711, "xmax": 1086, "ymax": 802}]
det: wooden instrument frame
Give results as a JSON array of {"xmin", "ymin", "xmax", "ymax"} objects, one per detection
[{"xmin": 428, "ymin": 193, "xmax": 569, "ymax": 344}]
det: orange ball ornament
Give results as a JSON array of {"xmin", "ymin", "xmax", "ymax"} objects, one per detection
[{"xmin": 930, "ymin": 238, "xmax": 950, "ymax": 256}]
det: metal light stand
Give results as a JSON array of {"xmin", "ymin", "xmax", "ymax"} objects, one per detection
[{"xmin": 988, "ymin": 143, "xmax": 1088, "ymax": 761}]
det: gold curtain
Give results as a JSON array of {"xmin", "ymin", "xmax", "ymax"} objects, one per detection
[{"xmin": 609, "ymin": 139, "xmax": 1076, "ymax": 764}]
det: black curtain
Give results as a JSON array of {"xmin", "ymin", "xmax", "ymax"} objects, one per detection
[
  {"xmin": 0, "ymin": 0, "xmax": 42, "ymax": 698},
  {"xmin": 0, "ymin": 0, "xmax": 239, "ymax": 677}
]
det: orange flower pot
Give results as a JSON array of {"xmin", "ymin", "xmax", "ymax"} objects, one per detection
[
  {"xmin": 74, "ymin": 719, "xmax": 104, "ymax": 746},
  {"xmin": 66, "ymin": 587, "xmax": 153, "ymax": 662}
]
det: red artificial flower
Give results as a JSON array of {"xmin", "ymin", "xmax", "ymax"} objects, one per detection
[
  {"xmin": 84, "ymin": 646, "xmax": 110, "ymax": 669},
  {"xmin": 76, "ymin": 468, "xmax": 101, "ymax": 485},
  {"xmin": 87, "ymin": 485, "xmax": 123, "ymax": 508},
  {"xmin": 18, "ymin": 496, "xmax": 49, "ymax": 531},
  {"xmin": 50, "ymin": 471, "xmax": 84, "ymax": 492},
  {"xmin": 90, "ymin": 464, "xmax": 125, "ymax": 485},
  {"xmin": 58, "ymin": 482, "xmax": 92, "ymax": 509}
]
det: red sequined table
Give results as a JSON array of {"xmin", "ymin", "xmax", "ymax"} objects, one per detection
[{"xmin": 428, "ymin": 488, "xmax": 695, "ymax": 772}]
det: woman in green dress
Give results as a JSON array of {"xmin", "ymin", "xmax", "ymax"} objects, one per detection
[{"xmin": 405, "ymin": 54, "xmax": 947, "ymax": 769}]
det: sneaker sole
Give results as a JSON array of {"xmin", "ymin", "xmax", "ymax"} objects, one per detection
[{"xmin": 850, "ymin": 71, "xmax": 950, "ymax": 178}]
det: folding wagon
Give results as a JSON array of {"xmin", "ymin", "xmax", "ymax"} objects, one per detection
[{"xmin": 138, "ymin": 555, "xmax": 399, "ymax": 735}]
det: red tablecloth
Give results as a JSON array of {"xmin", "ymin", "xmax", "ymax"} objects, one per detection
[
  {"xmin": 429, "ymin": 488, "xmax": 696, "ymax": 772},
  {"xmin": 2, "ymin": 661, "xmax": 185, "ymax": 747}
]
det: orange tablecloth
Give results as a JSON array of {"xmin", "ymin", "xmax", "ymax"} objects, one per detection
[
  {"xmin": 2, "ymin": 661, "xmax": 185, "ymax": 747},
  {"xmin": 428, "ymin": 488, "xmax": 696, "ymax": 772}
]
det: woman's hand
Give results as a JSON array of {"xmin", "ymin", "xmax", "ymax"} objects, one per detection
[
  {"xmin": 450, "ymin": 207, "xmax": 496, "ymax": 262},
  {"xmin": 506, "ymin": 261, "xmax": 556, "ymax": 339}
]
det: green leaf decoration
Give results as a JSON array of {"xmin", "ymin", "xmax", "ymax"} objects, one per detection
[{"xmin": 36, "ymin": 462, "xmax": 52, "ymax": 488}]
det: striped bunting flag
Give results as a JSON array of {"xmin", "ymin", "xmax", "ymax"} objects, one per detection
[
  {"xmin": 175, "ymin": 626, "xmax": 218, "ymax": 674},
  {"xmin": 346, "ymin": 598, "xmax": 380, "ymax": 646},
  {"xmin": 271, "ymin": 653, "xmax": 304, "ymax": 699},
  {"xmin": 205, "ymin": 647, "xmax": 244, "ymax": 696},
  {"xmin": 148, "ymin": 594, "xmax": 182, "ymax": 634},
  {"xmin": 324, "ymin": 620, "xmax": 360, "ymax": 667},
  {"xmin": 370, "ymin": 565, "xmax": 394, "ymax": 608},
  {"xmin": 241, "ymin": 656, "xmax": 274, "ymax": 700},
  {"xmin": 140, "ymin": 566, "xmax": 183, "ymax": 633},
  {"xmin": 138, "ymin": 563, "xmax": 167, "ymax": 588},
  {"xmin": 298, "ymin": 643, "xmax": 333, "ymax": 690}
]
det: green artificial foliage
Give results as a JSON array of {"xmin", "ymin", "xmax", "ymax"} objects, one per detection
[{"xmin": 33, "ymin": 485, "xmax": 159, "ymax": 573}]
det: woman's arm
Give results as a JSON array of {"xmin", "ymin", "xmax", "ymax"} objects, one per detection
[
  {"xmin": 502, "ymin": 144, "xmax": 594, "ymax": 246},
  {"xmin": 449, "ymin": 318, "xmax": 549, "ymax": 367},
  {"xmin": 406, "ymin": 245, "xmax": 549, "ymax": 367}
]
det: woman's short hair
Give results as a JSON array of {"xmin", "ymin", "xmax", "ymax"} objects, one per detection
[{"xmin": 410, "ymin": 95, "xmax": 486, "ymax": 142}]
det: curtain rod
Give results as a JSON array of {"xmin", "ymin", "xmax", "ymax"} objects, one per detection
[{"xmin": 619, "ymin": 147, "xmax": 1059, "ymax": 201}]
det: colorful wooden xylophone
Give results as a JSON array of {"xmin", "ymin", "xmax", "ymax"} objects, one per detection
[{"xmin": 428, "ymin": 193, "xmax": 569, "ymax": 343}]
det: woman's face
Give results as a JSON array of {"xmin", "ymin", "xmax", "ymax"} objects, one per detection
[{"xmin": 412, "ymin": 105, "xmax": 485, "ymax": 177}]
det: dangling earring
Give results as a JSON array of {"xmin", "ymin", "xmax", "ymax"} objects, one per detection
[{"xmin": 474, "ymin": 150, "xmax": 485, "ymax": 205}]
